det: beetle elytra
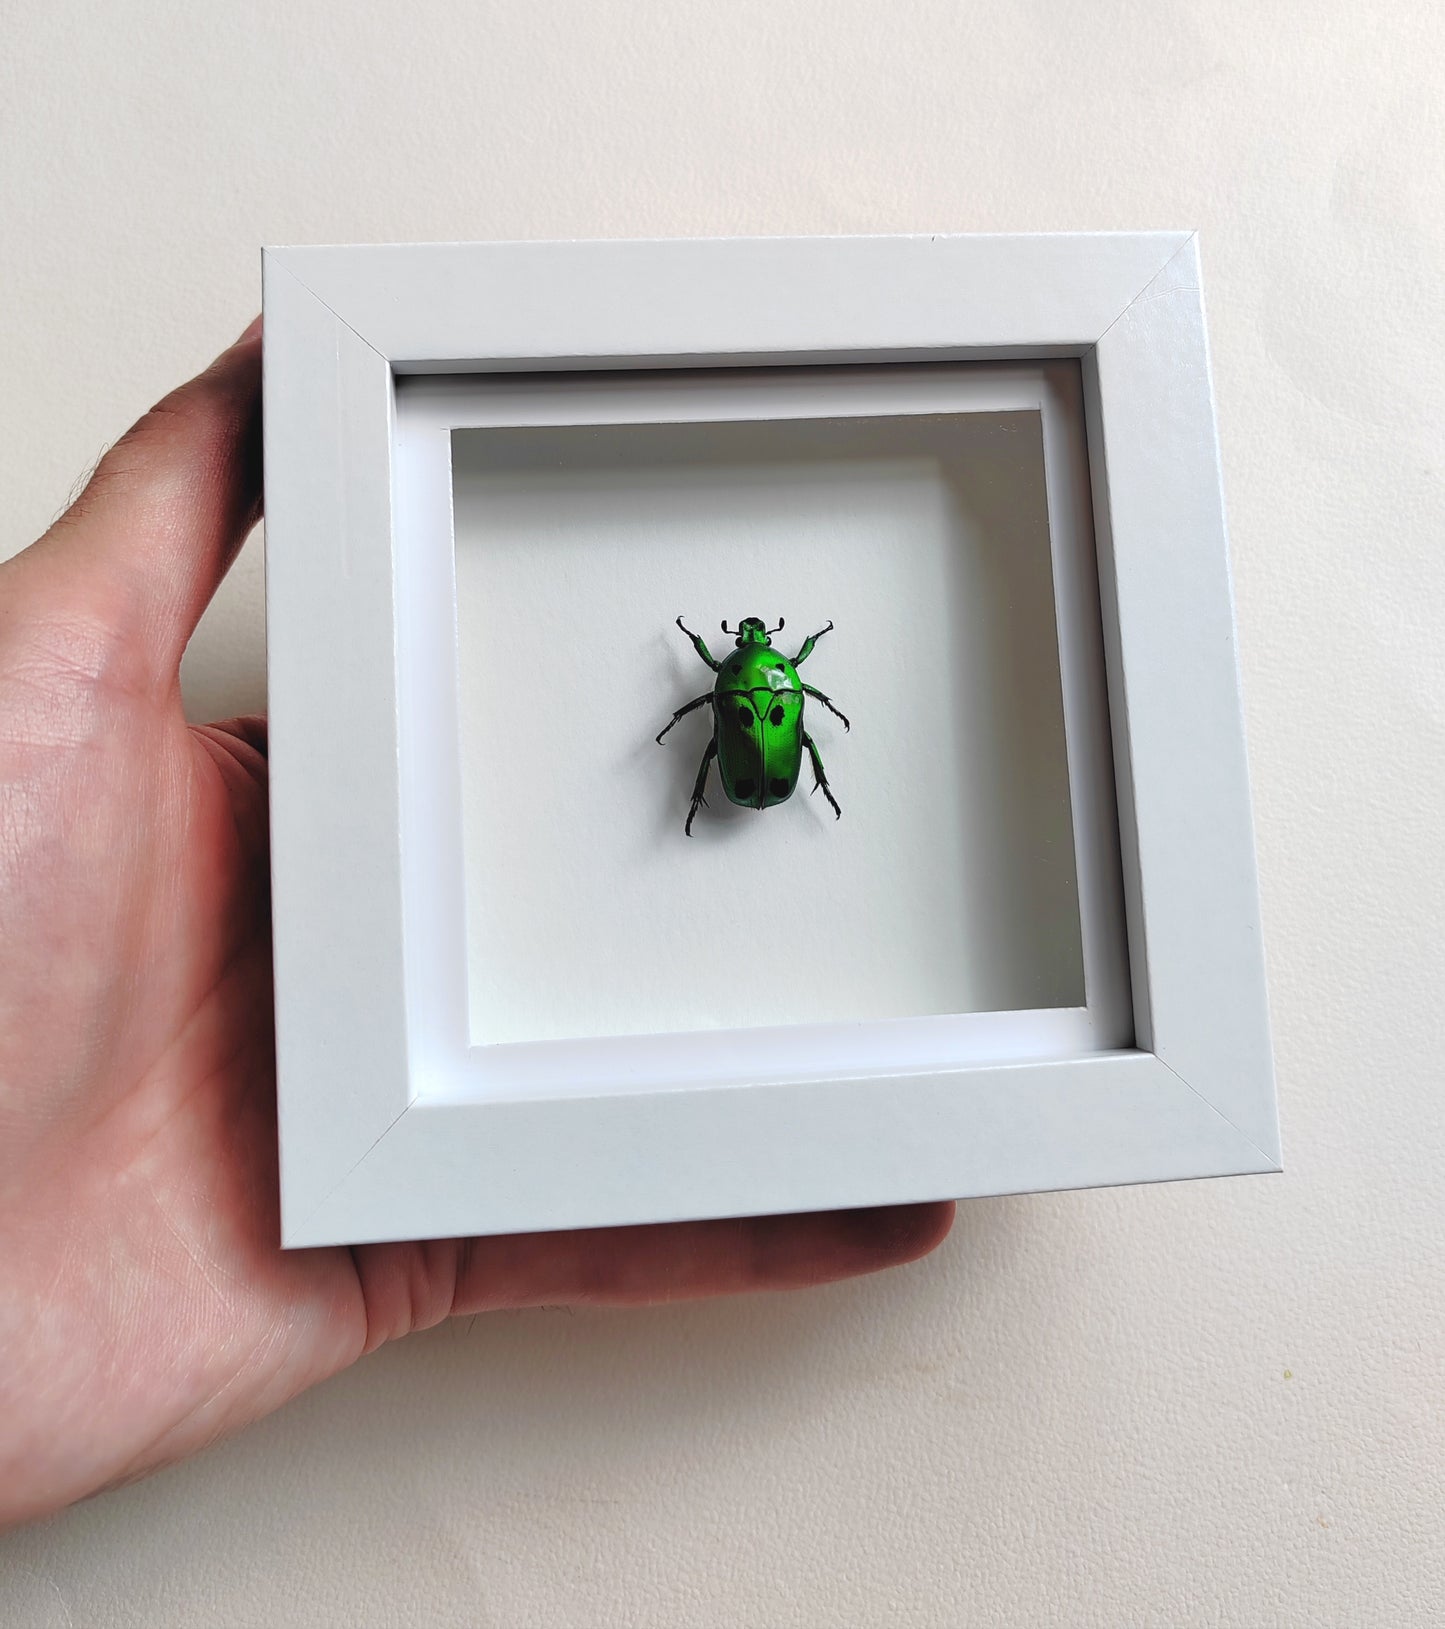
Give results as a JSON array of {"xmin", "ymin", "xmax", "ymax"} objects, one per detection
[{"xmin": 656, "ymin": 615, "xmax": 850, "ymax": 836}]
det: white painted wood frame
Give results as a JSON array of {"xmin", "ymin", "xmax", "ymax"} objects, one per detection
[{"xmin": 262, "ymin": 233, "xmax": 1278, "ymax": 1247}]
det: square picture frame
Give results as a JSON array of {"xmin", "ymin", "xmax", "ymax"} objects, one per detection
[{"xmin": 262, "ymin": 232, "xmax": 1278, "ymax": 1248}]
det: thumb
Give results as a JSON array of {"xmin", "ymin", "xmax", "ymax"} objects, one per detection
[{"xmin": 13, "ymin": 317, "xmax": 263, "ymax": 687}]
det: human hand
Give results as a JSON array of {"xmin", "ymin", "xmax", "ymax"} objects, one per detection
[{"xmin": 0, "ymin": 323, "xmax": 953, "ymax": 1528}]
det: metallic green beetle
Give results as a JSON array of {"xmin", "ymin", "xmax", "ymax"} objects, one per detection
[{"xmin": 656, "ymin": 614, "xmax": 850, "ymax": 836}]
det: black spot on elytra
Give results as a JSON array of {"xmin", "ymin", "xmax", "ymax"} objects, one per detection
[
  {"xmin": 734, "ymin": 777, "xmax": 757, "ymax": 800},
  {"xmin": 737, "ymin": 704, "xmax": 754, "ymax": 726},
  {"xmin": 769, "ymin": 704, "xmax": 785, "ymax": 726},
  {"xmin": 769, "ymin": 777, "xmax": 790, "ymax": 798}
]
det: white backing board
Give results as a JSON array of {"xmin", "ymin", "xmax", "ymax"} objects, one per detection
[{"xmin": 452, "ymin": 411, "xmax": 1084, "ymax": 1047}]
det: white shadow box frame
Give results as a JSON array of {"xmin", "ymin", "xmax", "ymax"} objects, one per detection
[{"xmin": 262, "ymin": 232, "xmax": 1279, "ymax": 1248}]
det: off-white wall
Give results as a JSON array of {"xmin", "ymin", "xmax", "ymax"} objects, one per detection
[{"xmin": 2, "ymin": 1, "xmax": 1441, "ymax": 1623}]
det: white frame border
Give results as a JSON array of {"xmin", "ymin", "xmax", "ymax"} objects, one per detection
[{"xmin": 263, "ymin": 233, "xmax": 1279, "ymax": 1247}]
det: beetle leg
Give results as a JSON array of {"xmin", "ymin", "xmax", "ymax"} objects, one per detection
[
  {"xmin": 802, "ymin": 684, "xmax": 850, "ymax": 732},
  {"xmin": 791, "ymin": 620, "xmax": 834, "ymax": 666},
  {"xmin": 803, "ymin": 731, "xmax": 842, "ymax": 820},
  {"xmin": 656, "ymin": 692, "xmax": 713, "ymax": 744},
  {"xmin": 675, "ymin": 615, "xmax": 720, "ymax": 672},
  {"xmin": 685, "ymin": 738, "xmax": 718, "ymax": 836}
]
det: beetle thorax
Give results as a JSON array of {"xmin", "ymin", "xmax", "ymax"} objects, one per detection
[{"xmin": 718, "ymin": 645, "xmax": 798, "ymax": 693}]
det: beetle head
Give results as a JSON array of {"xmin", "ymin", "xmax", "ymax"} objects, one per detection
[{"xmin": 721, "ymin": 615, "xmax": 784, "ymax": 647}]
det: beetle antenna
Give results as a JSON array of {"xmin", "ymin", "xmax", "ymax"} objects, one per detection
[
  {"xmin": 767, "ymin": 618, "xmax": 785, "ymax": 635},
  {"xmin": 721, "ymin": 620, "xmax": 738, "ymax": 634}
]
